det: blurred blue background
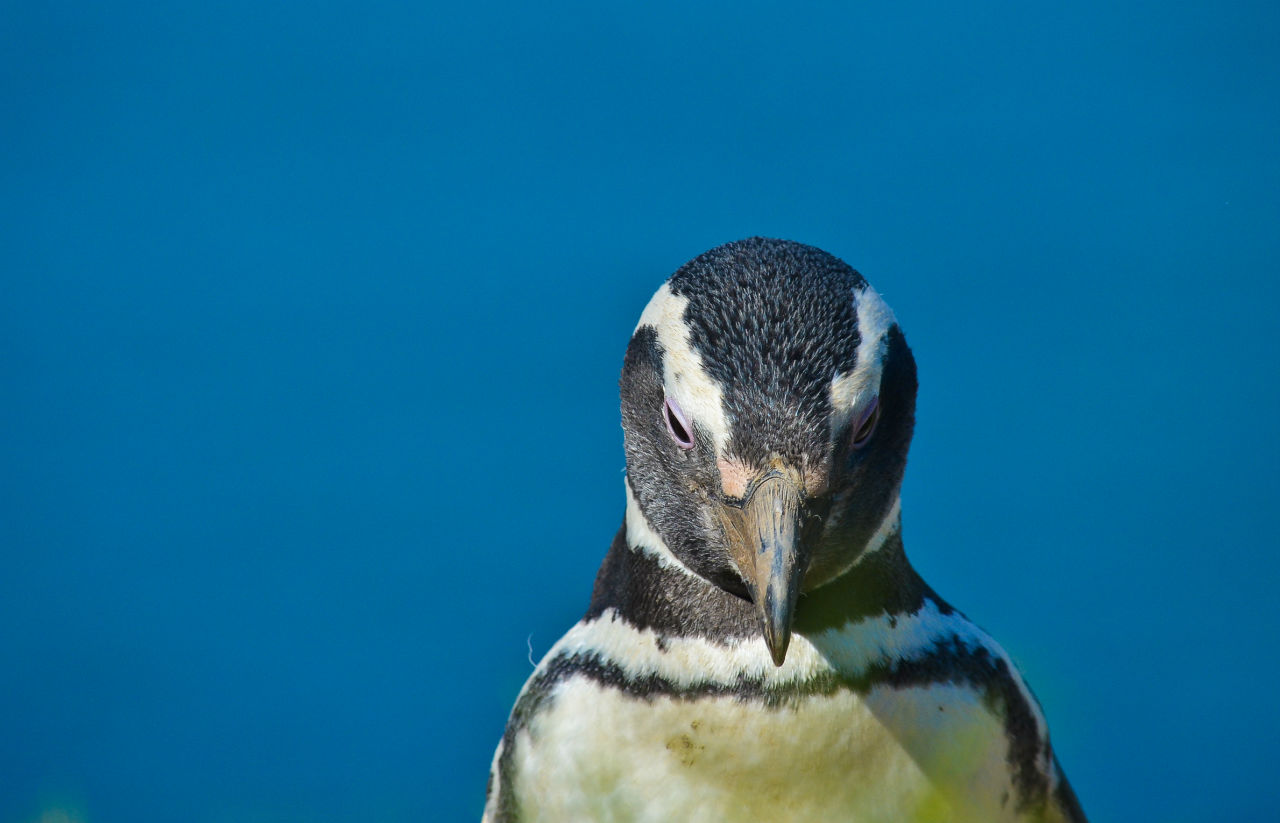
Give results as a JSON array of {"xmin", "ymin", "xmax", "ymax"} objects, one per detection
[{"xmin": 2, "ymin": 1, "xmax": 1277, "ymax": 820}]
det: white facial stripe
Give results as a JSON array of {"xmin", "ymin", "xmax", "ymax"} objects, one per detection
[
  {"xmin": 634, "ymin": 282, "xmax": 732, "ymax": 456},
  {"xmin": 624, "ymin": 478, "xmax": 701, "ymax": 580},
  {"xmin": 830, "ymin": 283, "xmax": 896, "ymax": 427},
  {"xmin": 842, "ymin": 494, "xmax": 902, "ymax": 571}
]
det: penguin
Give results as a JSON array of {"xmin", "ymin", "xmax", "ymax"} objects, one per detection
[{"xmin": 483, "ymin": 238, "xmax": 1086, "ymax": 823}]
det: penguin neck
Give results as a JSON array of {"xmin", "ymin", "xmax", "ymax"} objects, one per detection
[
  {"xmin": 585, "ymin": 487, "xmax": 931, "ymax": 644},
  {"xmin": 794, "ymin": 528, "xmax": 935, "ymax": 635}
]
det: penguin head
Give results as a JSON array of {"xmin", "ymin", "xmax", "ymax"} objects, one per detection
[{"xmin": 620, "ymin": 238, "xmax": 917, "ymax": 665}]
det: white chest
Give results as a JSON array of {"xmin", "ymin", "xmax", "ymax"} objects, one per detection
[{"xmin": 508, "ymin": 675, "xmax": 1019, "ymax": 823}]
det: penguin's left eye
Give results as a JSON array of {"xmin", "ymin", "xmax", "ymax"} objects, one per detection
[
  {"xmin": 851, "ymin": 396, "xmax": 880, "ymax": 449},
  {"xmin": 663, "ymin": 396, "xmax": 696, "ymax": 450}
]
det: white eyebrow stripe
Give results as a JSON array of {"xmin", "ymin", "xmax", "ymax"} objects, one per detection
[
  {"xmin": 830, "ymin": 284, "xmax": 896, "ymax": 426},
  {"xmin": 634, "ymin": 282, "xmax": 732, "ymax": 456}
]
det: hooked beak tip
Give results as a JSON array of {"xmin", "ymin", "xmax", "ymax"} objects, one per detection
[
  {"xmin": 761, "ymin": 587, "xmax": 794, "ymax": 667},
  {"xmin": 719, "ymin": 470, "xmax": 808, "ymax": 669},
  {"xmin": 765, "ymin": 631, "xmax": 790, "ymax": 667}
]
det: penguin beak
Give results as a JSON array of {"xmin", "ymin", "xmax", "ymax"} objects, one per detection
[{"xmin": 719, "ymin": 472, "xmax": 807, "ymax": 667}]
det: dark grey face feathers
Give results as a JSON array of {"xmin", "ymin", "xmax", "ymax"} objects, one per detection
[
  {"xmin": 666, "ymin": 239, "xmax": 867, "ymax": 468},
  {"xmin": 619, "ymin": 238, "xmax": 917, "ymax": 651}
]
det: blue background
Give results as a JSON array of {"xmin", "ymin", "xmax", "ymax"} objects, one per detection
[{"xmin": 3, "ymin": 2, "xmax": 1277, "ymax": 821}]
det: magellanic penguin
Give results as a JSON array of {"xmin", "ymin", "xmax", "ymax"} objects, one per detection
[{"xmin": 484, "ymin": 238, "xmax": 1087, "ymax": 823}]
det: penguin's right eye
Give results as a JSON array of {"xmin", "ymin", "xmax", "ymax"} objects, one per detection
[
  {"xmin": 663, "ymin": 396, "xmax": 695, "ymax": 450},
  {"xmin": 851, "ymin": 395, "xmax": 880, "ymax": 450}
]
